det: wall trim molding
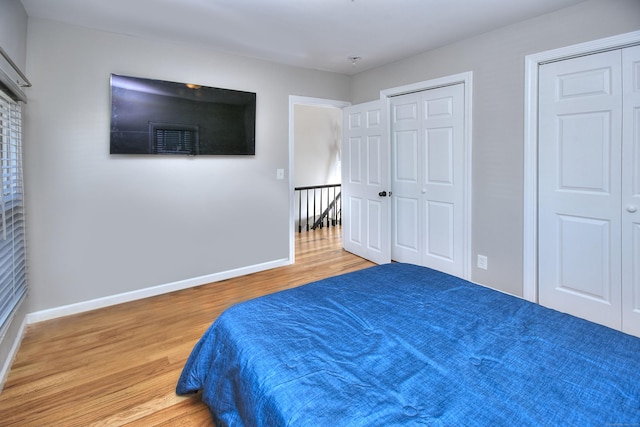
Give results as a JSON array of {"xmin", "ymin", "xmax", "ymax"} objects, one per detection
[
  {"xmin": 26, "ymin": 258, "xmax": 290, "ymax": 324},
  {"xmin": 2, "ymin": 259, "xmax": 291, "ymax": 391},
  {"xmin": 523, "ymin": 30, "xmax": 640, "ymax": 302},
  {"xmin": 0, "ymin": 315, "xmax": 27, "ymax": 392}
]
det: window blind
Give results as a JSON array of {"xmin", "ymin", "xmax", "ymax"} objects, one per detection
[
  {"xmin": 154, "ymin": 129, "xmax": 195, "ymax": 154},
  {"xmin": 0, "ymin": 90, "xmax": 27, "ymax": 339}
]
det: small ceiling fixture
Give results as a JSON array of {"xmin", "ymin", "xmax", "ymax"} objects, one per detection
[
  {"xmin": 185, "ymin": 83, "xmax": 201, "ymax": 90},
  {"xmin": 348, "ymin": 56, "xmax": 362, "ymax": 67}
]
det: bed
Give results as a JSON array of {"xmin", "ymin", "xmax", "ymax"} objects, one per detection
[{"xmin": 176, "ymin": 263, "xmax": 640, "ymax": 426}]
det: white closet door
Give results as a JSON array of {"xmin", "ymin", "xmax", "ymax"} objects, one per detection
[
  {"xmin": 342, "ymin": 100, "xmax": 390, "ymax": 264},
  {"xmin": 390, "ymin": 92, "xmax": 422, "ymax": 265},
  {"xmin": 538, "ymin": 50, "xmax": 623, "ymax": 330},
  {"xmin": 390, "ymin": 84, "xmax": 465, "ymax": 277},
  {"xmin": 622, "ymin": 45, "xmax": 640, "ymax": 336},
  {"xmin": 421, "ymin": 84, "xmax": 465, "ymax": 276}
]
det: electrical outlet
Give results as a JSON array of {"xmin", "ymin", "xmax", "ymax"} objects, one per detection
[{"xmin": 477, "ymin": 254, "xmax": 488, "ymax": 270}]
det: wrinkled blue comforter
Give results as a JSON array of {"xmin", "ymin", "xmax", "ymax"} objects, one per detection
[{"xmin": 177, "ymin": 263, "xmax": 640, "ymax": 426}]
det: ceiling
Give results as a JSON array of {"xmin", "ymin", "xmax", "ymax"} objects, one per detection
[{"xmin": 21, "ymin": 0, "xmax": 587, "ymax": 75}]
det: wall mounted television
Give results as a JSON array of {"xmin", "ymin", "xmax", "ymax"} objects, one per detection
[{"xmin": 110, "ymin": 74, "xmax": 256, "ymax": 155}]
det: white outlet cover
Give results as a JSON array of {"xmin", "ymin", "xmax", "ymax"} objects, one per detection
[{"xmin": 477, "ymin": 255, "xmax": 488, "ymax": 270}]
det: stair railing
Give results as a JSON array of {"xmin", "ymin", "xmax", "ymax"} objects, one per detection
[{"xmin": 294, "ymin": 184, "xmax": 341, "ymax": 233}]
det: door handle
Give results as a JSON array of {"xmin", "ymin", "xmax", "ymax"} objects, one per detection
[
  {"xmin": 627, "ymin": 205, "xmax": 638, "ymax": 213},
  {"xmin": 378, "ymin": 191, "xmax": 387, "ymax": 197}
]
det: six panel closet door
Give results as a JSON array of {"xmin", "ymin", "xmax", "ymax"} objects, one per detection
[
  {"xmin": 390, "ymin": 84, "xmax": 465, "ymax": 278},
  {"xmin": 538, "ymin": 45, "xmax": 640, "ymax": 337}
]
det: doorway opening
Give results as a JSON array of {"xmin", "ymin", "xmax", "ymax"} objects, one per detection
[{"xmin": 288, "ymin": 96, "xmax": 350, "ymax": 263}]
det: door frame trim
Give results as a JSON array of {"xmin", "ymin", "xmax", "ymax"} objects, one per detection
[
  {"xmin": 380, "ymin": 71, "xmax": 473, "ymax": 280},
  {"xmin": 523, "ymin": 30, "xmax": 640, "ymax": 302}
]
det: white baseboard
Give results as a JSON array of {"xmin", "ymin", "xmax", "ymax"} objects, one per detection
[
  {"xmin": 26, "ymin": 258, "xmax": 291, "ymax": 325},
  {"xmin": 0, "ymin": 315, "xmax": 28, "ymax": 392},
  {"xmin": 0, "ymin": 258, "xmax": 290, "ymax": 393}
]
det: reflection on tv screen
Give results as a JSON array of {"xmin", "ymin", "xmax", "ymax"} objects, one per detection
[{"xmin": 110, "ymin": 74, "xmax": 256, "ymax": 155}]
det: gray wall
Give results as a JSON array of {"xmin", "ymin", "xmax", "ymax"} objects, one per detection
[
  {"xmin": 351, "ymin": 0, "xmax": 640, "ymax": 296},
  {"xmin": 0, "ymin": 0, "xmax": 28, "ymax": 382},
  {"xmin": 4, "ymin": 0, "xmax": 640, "ymax": 374},
  {"xmin": 23, "ymin": 18, "xmax": 350, "ymax": 313},
  {"xmin": 0, "ymin": 0, "xmax": 27, "ymax": 70}
]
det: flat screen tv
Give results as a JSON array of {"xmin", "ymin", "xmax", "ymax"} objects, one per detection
[{"xmin": 110, "ymin": 74, "xmax": 256, "ymax": 155}]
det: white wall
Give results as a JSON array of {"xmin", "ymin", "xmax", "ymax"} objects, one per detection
[
  {"xmin": 23, "ymin": 18, "xmax": 350, "ymax": 313},
  {"xmin": 293, "ymin": 104, "xmax": 342, "ymax": 187},
  {"xmin": 293, "ymin": 104, "xmax": 342, "ymax": 231},
  {"xmin": 350, "ymin": 0, "xmax": 640, "ymax": 296}
]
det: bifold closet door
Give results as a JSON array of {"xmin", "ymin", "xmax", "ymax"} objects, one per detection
[{"xmin": 390, "ymin": 84, "xmax": 465, "ymax": 277}]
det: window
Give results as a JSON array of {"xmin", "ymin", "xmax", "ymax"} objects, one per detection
[
  {"xmin": 149, "ymin": 122, "xmax": 199, "ymax": 155},
  {"xmin": 0, "ymin": 89, "xmax": 27, "ymax": 338}
]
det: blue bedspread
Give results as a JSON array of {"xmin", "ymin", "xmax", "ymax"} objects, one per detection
[{"xmin": 176, "ymin": 263, "xmax": 640, "ymax": 426}]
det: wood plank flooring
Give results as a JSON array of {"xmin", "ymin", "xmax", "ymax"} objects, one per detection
[{"xmin": 0, "ymin": 226, "xmax": 373, "ymax": 426}]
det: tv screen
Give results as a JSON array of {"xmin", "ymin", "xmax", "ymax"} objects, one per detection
[{"xmin": 110, "ymin": 74, "xmax": 256, "ymax": 155}]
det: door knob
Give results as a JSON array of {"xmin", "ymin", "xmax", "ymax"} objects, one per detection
[
  {"xmin": 378, "ymin": 191, "xmax": 387, "ymax": 197},
  {"xmin": 627, "ymin": 205, "xmax": 638, "ymax": 213}
]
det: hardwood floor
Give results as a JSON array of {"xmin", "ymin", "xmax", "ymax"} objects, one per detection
[{"xmin": 0, "ymin": 226, "xmax": 373, "ymax": 426}]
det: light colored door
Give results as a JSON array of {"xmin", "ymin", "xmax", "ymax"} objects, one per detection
[
  {"xmin": 538, "ymin": 50, "xmax": 623, "ymax": 330},
  {"xmin": 342, "ymin": 100, "xmax": 391, "ymax": 264},
  {"xmin": 622, "ymin": 45, "xmax": 640, "ymax": 336},
  {"xmin": 390, "ymin": 84, "xmax": 465, "ymax": 277},
  {"xmin": 390, "ymin": 92, "xmax": 421, "ymax": 265}
]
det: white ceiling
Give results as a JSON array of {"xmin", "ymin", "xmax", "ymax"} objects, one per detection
[{"xmin": 21, "ymin": 0, "xmax": 587, "ymax": 75}]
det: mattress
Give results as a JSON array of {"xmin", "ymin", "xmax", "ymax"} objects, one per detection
[{"xmin": 177, "ymin": 263, "xmax": 640, "ymax": 426}]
